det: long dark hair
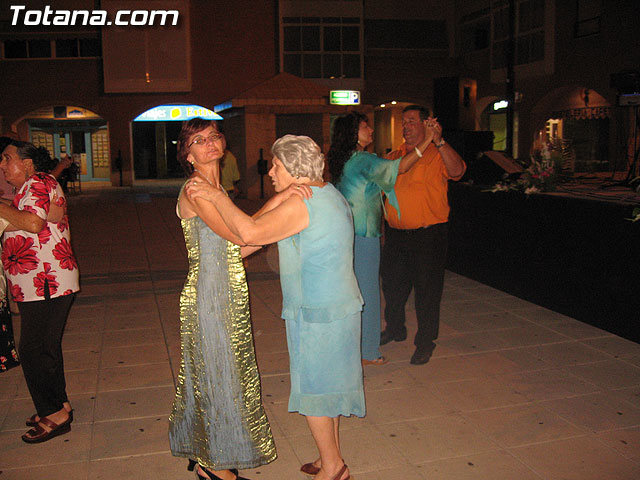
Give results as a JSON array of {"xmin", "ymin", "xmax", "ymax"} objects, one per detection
[{"xmin": 327, "ymin": 112, "xmax": 368, "ymax": 183}]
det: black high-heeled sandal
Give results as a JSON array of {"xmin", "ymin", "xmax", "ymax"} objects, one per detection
[{"xmin": 187, "ymin": 460, "xmax": 244, "ymax": 480}]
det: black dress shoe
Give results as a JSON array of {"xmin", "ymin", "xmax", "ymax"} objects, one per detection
[
  {"xmin": 379, "ymin": 328, "xmax": 407, "ymax": 345},
  {"xmin": 410, "ymin": 344, "xmax": 435, "ymax": 365}
]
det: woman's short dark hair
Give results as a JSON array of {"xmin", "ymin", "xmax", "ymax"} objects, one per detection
[
  {"xmin": 9, "ymin": 140, "xmax": 56, "ymax": 173},
  {"xmin": 327, "ymin": 112, "xmax": 369, "ymax": 183},
  {"xmin": 176, "ymin": 118, "xmax": 219, "ymax": 175}
]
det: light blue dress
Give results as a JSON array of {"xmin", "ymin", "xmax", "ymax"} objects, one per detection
[
  {"xmin": 336, "ymin": 151, "xmax": 401, "ymax": 361},
  {"xmin": 278, "ymin": 184, "xmax": 365, "ymax": 417}
]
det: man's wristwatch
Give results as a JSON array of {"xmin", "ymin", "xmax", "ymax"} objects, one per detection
[{"xmin": 435, "ymin": 138, "xmax": 446, "ymax": 148}]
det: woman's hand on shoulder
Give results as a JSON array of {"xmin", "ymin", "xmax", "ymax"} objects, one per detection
[
  {"xmin": 185, "ymin": 176, "xmax": 225, "ymax": 204},
  {"xmin": 280, "ymin": 183, "xmax": 313, "ymax": 203}
]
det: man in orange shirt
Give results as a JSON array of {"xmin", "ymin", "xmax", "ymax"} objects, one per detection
[{"xmin": 381, "ymin": 105, "xmax": 466, "ymax": 364}]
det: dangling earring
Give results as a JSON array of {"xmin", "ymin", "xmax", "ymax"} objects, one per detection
[{"xmin": 296, "ymin": 175, "xmax": 300, "ymax": 179}]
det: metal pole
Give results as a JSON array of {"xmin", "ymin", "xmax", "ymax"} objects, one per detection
[{"xmin": 506, "ymin": 0, "xmax": 516, "ymax": 157}]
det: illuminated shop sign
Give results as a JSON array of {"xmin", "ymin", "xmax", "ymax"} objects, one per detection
[
  {"xmin": 133, "ymin": 105, "xmax": 223, "ymax": 122},
  {"xmin": 493, "ymin": 100, "xmax": 509, "ymax": 110},
  {"xmin": 330, "ymin": 90, "xmax": 361, "ymax": 105}
]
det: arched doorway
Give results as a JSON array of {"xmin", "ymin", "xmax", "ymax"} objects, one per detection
[
  {"xmin": 532, "ymin": 86, "xmax": 612, "ymax": 173},
  {"xmin": 131, "ymin": 104, "xmax": 222, "ymax": 180},
  {"xmin": 14, "ymin": 105, "xmax": 110, "ymax": 183}
]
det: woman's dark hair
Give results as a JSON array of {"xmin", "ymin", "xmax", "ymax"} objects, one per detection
[
  {"xmin": 176, "ymin": 118, "xmax": 219, "ymax": 176},
  {"xmin": 327, "ymin": 112, "xmax": 368, "ymax": 183},
  {"xmin": 9, "ymin": 140, "xmax": 57, "ymax": 173},
  {"xmin": 0, "ymin": 136, "xmax": 13, "ymax": 153}
]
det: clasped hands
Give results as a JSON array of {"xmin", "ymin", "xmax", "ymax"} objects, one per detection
[{"xmin": 424, "ymin": 117, "xmax": 442, "ymax": 145}]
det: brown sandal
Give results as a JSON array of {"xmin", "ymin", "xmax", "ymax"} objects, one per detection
[
  {"xmin": 26, "ymin": 409, "xmax": 73, "ymax": 427},
  {"xmin": 22, "ymin": 416, "xmax": 71, "ymax": 444},
  {"xmin": 300, "ymin": 462, "xmax": 320, "ymax": 475},
  {"xmin": 331, "ymin": 464, "xmax": 350, "ymax": 480}
]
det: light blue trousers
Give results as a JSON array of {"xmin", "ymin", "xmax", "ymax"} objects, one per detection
[{"xmin": 354, "ymin": 235, "xmax": 383, "ymax": 361}]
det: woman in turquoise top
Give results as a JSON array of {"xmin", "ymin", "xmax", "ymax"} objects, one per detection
[
  {"xmin": 186, "ymin": 135, "xmax": 362, "ymax": 480},
  {"xmin": 328, "ymin": 112, "xmax": 433, "ymax": 365}
]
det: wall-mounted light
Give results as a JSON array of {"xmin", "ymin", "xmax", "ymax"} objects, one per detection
[
  {"xmin": 380, "ymin": 104, "xmax": 386, "ymax": 108},
  {"xmin": 391, "ymin": 101, "xmax": 397, "ymax": 105},
  {"xmin": 493, "ymin": 100, "xmax": 509, "ymax": 110}
]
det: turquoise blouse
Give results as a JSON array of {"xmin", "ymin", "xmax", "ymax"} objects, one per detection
[
  {"xmin": 336, "ymin": 151, "xmax": 401, "ymax": 238},
  {"xmin": 278, "ymin": 184, "xmax": 363, "ymax": 324}
]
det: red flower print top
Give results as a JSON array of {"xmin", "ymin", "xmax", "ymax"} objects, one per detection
[{"xmin": 2, "ymin": 173, "xmax": 79, "ymax": 302}]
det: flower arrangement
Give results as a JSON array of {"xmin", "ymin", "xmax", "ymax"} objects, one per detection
[{"xmin": 488, "ymin": 141, "xmax": 565, "ymax": 195}]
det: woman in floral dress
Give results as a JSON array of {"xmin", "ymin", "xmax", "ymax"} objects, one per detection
[{"xmin": 0, "ymin": 140, "xmax": 79, "ymax": 443}]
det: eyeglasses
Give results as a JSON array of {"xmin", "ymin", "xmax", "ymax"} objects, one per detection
[{"xmin": 188, "ymin": 133, "xmax": 224, "ymax": 148}]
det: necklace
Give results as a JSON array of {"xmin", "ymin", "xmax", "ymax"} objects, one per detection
[
  {"xmin": 193, "ymin": 167, "xmax": 215, "ymax": 186},
  {"xmin": 193, "ymin": 167, "xmax": 228, "ymax": 196}
]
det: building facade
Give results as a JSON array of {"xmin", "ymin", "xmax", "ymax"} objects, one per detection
[{"xmin": 1, "ymin": 0, "xmax": 637, "ymax": 191}]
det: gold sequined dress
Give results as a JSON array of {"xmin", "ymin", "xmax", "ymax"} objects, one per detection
[{"xmin": 169, "ymin": 214, "xmax": 276, "ymax": 470}]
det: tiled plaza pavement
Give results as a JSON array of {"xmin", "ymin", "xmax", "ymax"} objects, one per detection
[{"xmin": 1, "ymin": 184, "xmax": 639, "ymax": 479}]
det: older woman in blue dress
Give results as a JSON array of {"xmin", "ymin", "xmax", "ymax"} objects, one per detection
[
  {"xmin": 328, "ymin": 112, "xmax": 433, "ymax": 365},
  {"xmin": 186, "ymin": 135, "xmax": 361, "ymax": 480}
]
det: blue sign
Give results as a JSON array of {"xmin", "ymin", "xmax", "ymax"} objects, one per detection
[{"xmin": 133, "ymin": 104, "xmax": 223, "ymax": 122}]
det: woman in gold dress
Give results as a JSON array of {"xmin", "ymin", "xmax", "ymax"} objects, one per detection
[{"xmin": 168, "ymin": 118, "xmax": 276, "ymax": 480}]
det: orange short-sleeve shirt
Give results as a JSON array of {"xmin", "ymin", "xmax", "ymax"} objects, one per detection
[{"xmin": 384, "ymin": 143, "xmax": 462, "ymax": 229}]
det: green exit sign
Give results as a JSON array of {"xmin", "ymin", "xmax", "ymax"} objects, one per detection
[{"xmin": 330, "ymin": 90, "xmax": 361, "ymax": 105}]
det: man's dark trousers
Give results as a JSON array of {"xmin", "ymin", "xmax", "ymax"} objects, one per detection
[{"xmin": 381, "ymin": 222, "xmax": 448, "ymax": 348}]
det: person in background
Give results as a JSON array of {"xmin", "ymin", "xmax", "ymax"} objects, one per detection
[
  {"xmin": 0, "ymin": 137, "xmax": 19, "ymax": 374},
  {"xmin": 187, "ymin": 134, "xmax": 362, "ymax": 480},
  {"xmin": 0, "ymin": 140, "xmax": 79, "ymax": 442},
  {"xmin": 380, "ymin": 105, "xmax": 466, "ymax": 365},
  {"xmin": 327, "ymin": 112, "xmax": 433, "ymax": 366},
  {"xmin": 220, "ymin": 148, "xmax": 241, "ymax": 198}
]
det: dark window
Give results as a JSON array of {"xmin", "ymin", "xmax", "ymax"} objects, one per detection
[
  {"xmin": 323, "ymin": 54, "xmax": 341, "ymax": 78},
  {"xmin": 283, "ymin": 17, "xmax": 300, "ymax": 23},
  {"xmin": 323, "ymin": 26, "xmax": 341, "ymax": 51},
  {"xmin": 342, "ymin": 26, "xmax": 359, "ymax": 51},
  {"xmin": 365, "ymin": 20, "xmax": 447, "ymax": 49},
  {"xmin": 323, "ymin": 17, "xmax": 341, "ymax": 23},
  {"xmin": 284, "ymin": 26, "xmax": 301, "ymax": 51},
  {"xmin": 56, "ymin": 38, "xmax": 78, "ymax": 57},
  {"xmin": 461, "ymin": 18, "xmax": 490, "ymax": 52},
  {"xmin": 28, "ymin": 39, "xmax": 51, "ymax": 58},
  {"xmin": 575, "ymin": 0, "xmax": 602, "ymax": 37},
  {"xmin": 284, "ymin": 53, "xmax": 302, "ymax": 76},
  {"xmin": 342, "ymin": 17, "xmax": 360, "ymax": 24},
  {"xmin": 79, "ymin": 37, "xmax": 101, "ymax": 57},
  {"xmin": 343, "ymin": 54, "xmax": 360, "ymax": 78},
  {"xmin": 493, "ymin": 8, "xmax": 509, "ymax": 40},
  {"xmin": 4, "ymin": 40, "xmax": 27, "ymax": 58},
  {"xmin": 302, "ymin": 26, "xmax": 320, "ymax": 50},
  {"xmin": 303, "ymin": 54, "xmax": 321, "ymax": 78},
  {"xmin": 301, "ymin": 17, "xmax": 320, "ymax": 23}
]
